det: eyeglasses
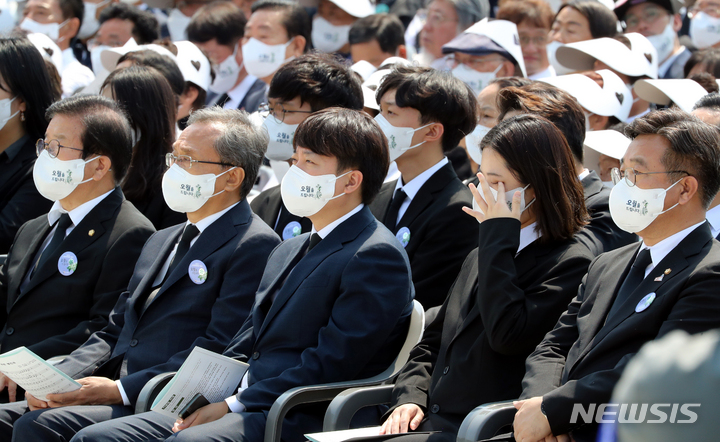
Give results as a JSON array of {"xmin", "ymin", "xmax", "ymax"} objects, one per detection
[
  {"xmin": 689, "ymin": 1, "xmax": 720, "ymax": 18},
  {"xmin": 423, "ymin": 10, "xmax": 458, "ymax": 27},
  {"xmin": 611, "ymin": 167, "xmax": 690, "ymax": 187},
  {"xmin": 623, "ymin": 5, "xmax": 666, "ymax": 29},
  {"xmin": 258, "ymin": 102, "xmax": 313, "ymax": 124},
  {"xmin": 36, "ymin": 139, "xmax": 84, "ymax": 158},
  {"xmin": 519, "ymin": 35, "xmax": 548, "ymax": 46},
  {"xmin": 445, "ymin": 54, "xmax": 505, "ymax": 70},
  {"xmin": 165, "ymin": 153, "xmax": 235, "ymax": 169}
]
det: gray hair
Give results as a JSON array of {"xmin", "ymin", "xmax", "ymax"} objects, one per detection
[
  {"xmin": 187, "ymin": 107, "xmax": 269, "ymax": 199},
  {"xmin": 447, "ymin": 0, "xmax": 490, "ymax": 30}
]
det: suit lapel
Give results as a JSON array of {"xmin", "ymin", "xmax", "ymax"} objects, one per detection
[
  {"xmin": 396, "ymin": 163, "xmax": 456, "ymax": 230},
  {"xmin": 18, "ymin": 188, "xmax": 124, "ymax": 297},
  {"xmin": 7, "ymin": 220, "xmax": 53, "ymax": 304},
  {"xmin": 256, "ymin": 207, "xmax": 374, "ymax": 340},
  {"xmin": 581, "ymin": 171, "xmax": 604, "ymax": 200},
  {"xmin": 368, "ymin": 181, "xmax": 395, "ymax": 221}
]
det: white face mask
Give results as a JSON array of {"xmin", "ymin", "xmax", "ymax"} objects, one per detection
[
  {"xmin": 262, "ymin": 116, "xmax": 298, "ymax": 161},
  {"xmin": 242, "ymin": 37, "xmax": 293, "ymax": 78},
  {"xmin": 472, "ymin": 183, "xmax": 534, "ymax": 219},
  {"xmin": 78, "ymin": 0, "xmax": 110, "ymax": 40},
  {"xmin": 33, "ymin": 150, "xmax": 99, "ymax": 201},
  {"xmin": 585, "ymin": 112, "xmax": 594, "ymax": 132},
  {"xmin": 167, "ymin": 8, "xmax": 192, "ymax": 42},
  {"xmin": 609, "ymin": 178, "xmax": 681, "ymax": 233},
  {"xmin": 464, "ymin": 124, "xmax": 491, "ymax": 165},
  {"xmin": 161, "ymin": 163, "xmax": 235, "ymax": 213},
  {"xmin": 90, "ymin": 44, "xmax": 111, "ymax": 77},
  {"xmin": 311, "ymin": 16, "xmax": 351, "ymax": 53},
  {"xmin": 280, "ymin": 164, "xmax": 351, "ymax": 217},
  {"xmin": 20, "ymin": 17, "xmax": 70, "ymax": 42},
  {"xmin": 690, "ymin": 11, "xmax": 720, "ymax": 49},
  {"xmin": 647, "ymin": 20, "xmax": 676, "ymax": 62},
  {"xmin": 0, "ymin": 97, "xmax": 19, "ymax": 131},
  {"xmin": 374, "ymin": 114, "xmax": 432, "ymax": 162},
  {"xmin": 451, "ymin": 62, "xmax": 502, "ymax": 96},
  {"xmin": 209, "ymin": 44, "xmax": 242, "ymax": 94}
]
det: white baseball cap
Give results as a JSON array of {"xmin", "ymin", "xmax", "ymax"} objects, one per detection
[
  {"xmin": 464, "ymin": 18, "xmax": 527, "ymax": 77},
  {"xmin": 100, "ymin": 38, "xmax": 178, "ymax": 72},
  {"xmin": 362, "ymin": 85, "xmax": 379, "ymax": 110},
  {"xmin": 325, "ymin": 0, "xmax": 374, "ymax": 18},
  {"xmin": 351, "ymin": 60, "xmax": 377, "ymax": 81},
  {"xmin": 26, "ymin": 32, "xmax": 63, "ymax": 70},
  {"xmin": 363, "ymin": 68, "xmax": 391, "ymax": 91},
  {"xmin": 540, "ymin": 73, "xmax": 621, "ymax": 117},
  {"xmin": 584, "ymin": 130, "xmax": 631, "ymax": 160},
  {"xmin": 555, "ymin": 32, "xmax": 657, "ymax": 79},
  {"xmin": 597, "ymin": 69, "xmax": 634, "ymax": 122},
  {"xmin": 633, "ymin": 79, "xmax": 709, "ymax": 112},
  {"xmin": 174, "ymin": 41, "xmax": 211, "ymax": 92}
]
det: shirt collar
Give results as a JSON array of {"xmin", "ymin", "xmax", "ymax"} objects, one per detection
[
  {"xmin": 185, "ymin": 201, "xmax": 239, "ymax": 233},
  {"xmin": 577, "ymin": 168, "xmax": 590, "ymax": 181},
  {"xmin": 47, "ymin": 188, "xmax": 115, "ymax": 227},
  {"xmin": 639, "ymin": 220, "xmax": 705, "ymax": 268},
  {"xmin": 518, "ymin": 222, "xmax": 540, "ymax": 255},
  {"xmin": 2, "ymin": 135, "xmax": 29, "ymax": 163},
  {"xmin": 394, "ymin": 157, "xmax": 448, "ymax": 201},
  {"xmin": 658, "ymin": 46, "xmax": 686, "ymax": 77},
  {"xmin": 226, "ymin": 74, "xmax": 258, "ymax": 103},
  {"xmin": 61, "ymin": 47, "xmax": 77, "ymax": 70},
  {"xmin": 707, "ymin": 205, "xmax": 720, "ymax": 238},
  {"xmin": 312, "ymin": 204, "xmax": 364, "ymax": 239}
]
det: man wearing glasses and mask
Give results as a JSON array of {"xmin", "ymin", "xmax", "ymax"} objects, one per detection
[{"xmin": 0, "ymin": 95, "xmax": 155, "ymax": 403}]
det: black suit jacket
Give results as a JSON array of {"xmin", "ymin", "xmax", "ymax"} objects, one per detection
[
  {"xmin": 250, "ymin": 185, "xmax": 312, "ymax": 240},
  {"xmin": 223, "ymin": 206, "xmax": 414, "ymax": 442},
  {"xmin": 388, "ymin": 219, "xmax": 594, "ymax": 441},
  {"xmin": 54, "ymin": 200, "xmax": 280, "ymax": 404},
  {"xmin": 211, "ymin": 78, "xmax": 267, "ymax": 113},
  {"xmin": 576, "ymin": 171, "xmax": 637, "ymax": 256},
  {"xmin": 0, "ymin": 187, "xmax": 155, "ymax": 359},
  {"xmin": 129, "ymin": 190, "xmax": 187, "ymax": 231},
  {"xmin": 369, "ymin": 163, "xmax": 477, "ymax": 309},
  {"xmin": 521, "ymin": 222, "xmax": 720, "ymax": 441},
  {"xmin": 0, "ymin": 136, "xmax": 53, "ymax": 253},
  {"xmin": 661, "ymin": 47, "xmax": 693, "ymax": 79}
]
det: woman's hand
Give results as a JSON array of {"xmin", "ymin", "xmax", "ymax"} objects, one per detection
[{"xmin": 463, "ymin": 172, "xmax": 522, "ymax": 222}]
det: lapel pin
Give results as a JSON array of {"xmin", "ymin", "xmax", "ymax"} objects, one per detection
[
  {"xmin": 654, "ymin": 275, "xmax": 664, "ymax": 282},
  {"xmin": 664, "ymin": 268, "xmax": 671, "ymax": 275},
  {"xmin": 88, "ymin": 229, "xmax": 95, "ymax": 237}
]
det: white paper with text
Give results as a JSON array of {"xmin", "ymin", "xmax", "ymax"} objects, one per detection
[{"xmin": 0, "ymin": 347, "xmax": 80, "ymax": 401}]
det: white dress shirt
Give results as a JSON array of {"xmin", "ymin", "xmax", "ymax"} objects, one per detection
[
  {"xmin": 60, "ymin": 48, "xmax": 95, "ymax": 98},
  {"xmin": 223, "ymin": 75, "xmax": 259, "ymax": 109},
  {"xmin": 224, "ymin": 203, "xmax": 365, "ymax": 413},
  {"xmin": 518, "ymin": 221, "xmax": 540, "ymax": 255},
  {"xmin": 706, "ymin": 205, "xmax": 720, "ymax": 238},
  {"xmin": 658, "ymin": 46, "xmax": 687, "ymax": 79},
  {"xmin": 636, "ymin": 221, "xmax": 705, "ymax": 278},
  {"xmin": 116, "ymin": 202, "xmax": 238, "ymax": 405},
  {"xmin": 391, "ymin": 157, "xmax": 448, "ymax": 226}
]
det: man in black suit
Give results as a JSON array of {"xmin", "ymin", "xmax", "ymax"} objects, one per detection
[
  {"xmin": 187, "ymin": 2, "xmax": 266, "ymax": 113},
  {"xmin": 251, "ymin": 53, "xmax": 364, "ymax": 240},
  {"xmin": 69, "ymin": 108, "xmax": 414, "ymax": 442},
  {"xmin": 0, "ymin": 108, "xmax": 281, "ymax": 441},
  {"xmin": 497, "ymin": 82, "xmax": 638, "ymax": 256},
  {"xmin": 514, "ymin": 109, "xmax": 720, "ymax": 442},
  {"xmin": 369, "ymin": 65, "xmax": 478, "ymax": 310},
  {"xmin": 0, "ymin": 95, "xmax": 155, "ymax": 401}
]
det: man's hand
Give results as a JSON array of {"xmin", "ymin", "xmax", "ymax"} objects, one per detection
[
  {"xmin": 172, "ymin": 402, "xmax": 229, "ymax": 433},
  {"xmin": 25, "ymin": 392, "xmax": 49, "ymax": 411},
  {"xmin": 513, "ymin": 397, "xmax": 553, "ymax": 442},
  {"xmin": 0, "ymin": 373, "xmax": 18, "ymax": 402},
  {"xmin": 379, "ymin": 404, "xmax": 424, "ymax": 435},
  {"xmin": 45, "ymin": 377, "xmax": 122, "ymax": 408}
]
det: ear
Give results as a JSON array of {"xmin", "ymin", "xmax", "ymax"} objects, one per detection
[
  {"xmin": 66, "ymin": 17, "xmax": 81, "ymax": 39},
  {"xmin": 221, "ymin": 166, "xmax": 246, "ymax": 194},
  {"xmin": 422, "ymin": 122, "xmax": 444, "ymax": 143},
  {"xmin": 590, "ymin": 114, "xmax": 609, "ymax": 131},
  {"xmin": 397, "ymin": 45, "xmax": 407, "ymax": 59},
  {"xmin": 180, "ymin": 86, "xmax": 200, "ymax": 108},
  {"xmin": 341, "ymin": 169, "xmax": 363, "ymax": 196},
  {"xmin": 677, "ymin": 175, "xmax": 699, "ymax": 206},
  {"xmin": 87, "ymin": 155, "xmax": 112, "ymax": 181},
  {"xmin": 17, "ymin": 96, "xmax": 27, "ymax": 113},
  {"xmin": 287, "ymin": 36, "xmax": 306, "ymax": 58},
  {"xmin": 500, "ymin": 60, "xmax": 515, "ymax": 77},
  {"xmin": 672, "ymin": 13, "xmax": 682, "ymax": 32}
]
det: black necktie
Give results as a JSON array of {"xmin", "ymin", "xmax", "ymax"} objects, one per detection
[
  {"xmin": 217, "ymin": 93, "xmax": 230, "ymax": 108},
  {"xmin": 307, "ymin": 233, "xmax": 322, "ymax": 252},
  {"xmin": 383, "ymin": 188, "xmax": 407, "ymax": 232},
  {"xmin": 33, "ymin": 214, "xmax": 73, "ymax": 276},
  {"xmin": 607, "ymin": 248, "xmax": 653, "ymax": 319}
]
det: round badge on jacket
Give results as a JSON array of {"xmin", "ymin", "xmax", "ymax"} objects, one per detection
[
  {"xmin": 58, "ymin": 251, "xmax": 78, "ymax": 276},
  {"xmin": 396, "ymin": 227, "xmax": 411, "ymax": 248},
  {"xmin": 188, "ymin": 260, "xmax": 208, "ymax": 285}
]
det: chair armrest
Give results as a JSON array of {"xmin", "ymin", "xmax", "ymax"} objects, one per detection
[
  {"xmin": 134, "ymin": 372, "xmax": 176, "ymax": 414},
  {"xmin": 456, "ymin": 401, "xmax": 517, "ymax": 442},
  {"xmin": 323, "ymin": 384, "xmax": 394, "ymax": 431},
  {"xmin": 263, "ymin": 378, "xmax": 390, "ymax": 442}
]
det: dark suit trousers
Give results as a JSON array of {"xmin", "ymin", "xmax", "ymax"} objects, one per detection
[{"xmin": 0, "ymin": 400, "xmax": 133, "ymax": 441}]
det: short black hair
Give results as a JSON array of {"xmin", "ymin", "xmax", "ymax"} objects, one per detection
[
  {"xmin": 376, "ymin": 65, "xmax": 478, "ymax": 152},
  {"xmin": 626, "ymin": 108, "xmax": 720, "ymax": 209},
  {"xmin": 294, "ymin": 108, "xmax": 389, "ymax": 204},
  {"xmin": 557, "ymin": 0, "xmax": 618, "ymax": 39},
  {"xmin": 690, "ymin": 72, "xmax": 719, "ymax": 94},
  {"xmin": 684, "ymin": 48, "xmax": 720, "ymax": 78},
  {"xmin": 269, "ymin": 53, "xmax": 363, "ymax": 112},
  {"xmin": 694, "ymin": 92, "xmax": 720, "ymax": 112},
  {"xmin": 0, "ymin": 36, "xmax": 59, "ymax": 141},
  {"xmin": 46, "ymin": 95, "xmax": 133, "ymax": 184},
  {"xmin": 187, "ymin": 1, "xmax": 246, "ymax": 46},
  {"xmin": 98, "ymin": 3, "xmax": 159, "ymax": 45},
  {"xmin": 497, "ymin": 82, "xmax": 586, "ymax": 164},
  {"xmin": 251, "ymin": 0, "xmax": 311, "ymax": 52},
  {"xmin": 116, "ymin": 50, "xmax": 185, "ymax": 98},
  {"xmin": 59, "ymin": 0, "xmax": 84, "ymax": 32},
  {"xmin": 349, "ymin": 14, "xmax": 405, "ymax": 55}
]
